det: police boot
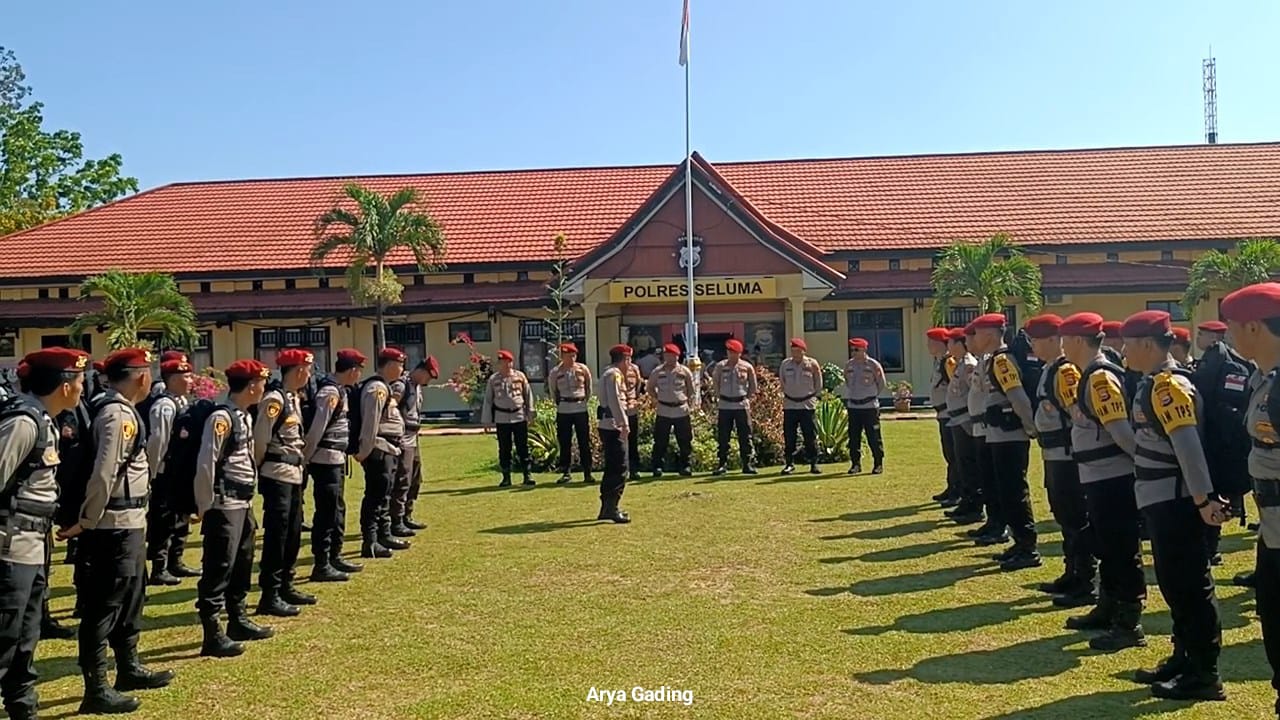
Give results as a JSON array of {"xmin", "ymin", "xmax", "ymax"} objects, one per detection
[
  {"xmin": 200, "ymin": 615, "xmax": 245, "ymax": 658},
  {"xmin": 1151, "ymin": 668, "xmax": 1226, "ymax": 702},
  {"xmin": 499, "ymin": 471, "xmax": 512, "ymax": 487},
  {"xmin": 599, "ymin": 491, "xmax": 631, "ymax": 524},
  {"xmin": 1066, "ymin": 594, "xmax": 1114, "ymax": 631},
  {"xmin": 227, "ymin": 603, "xmax": 274, "ymax": 642},
  {"xmin": 331, "ymin": 551, "xmax": 363, "ymax": 574},
  {"xmin": 404, "ymin": 513, "xmax": 428, "ymax": 531},
  {"xmin": 810, "ymin": 462, "xmax": 821, "ymax": 475},
  {"xmin": 280, "ymin": 578, "xmax": 317, "ymax": 607},
  {"xmin": 256, "ymin": 589, "xmax": 301, "ymax": 618},
  {"xmin": 848, "ymin": 462, "xmax": 862, "ymax": 475},
  {"xmin": 361, "ymin": 531, "xmax": 392, "ymax": 559},
  {"xmin": 5, "ymin": 702, "xmax": 37, "ymax": 720},
  {"xmin": 310, "ymin": 561, "xmax": 350, "ymax": 583},
  {"xmin": 168, "ymin": 559, "xmax": 201, "ymax": 579},
  {"xmin": 40, "ymin": 594, "xmax": 76, "ymax": 640},
  {"xmin": 390, "ymin": 520, "xmax": 416, "ymax": 538},
  {"xmin": 1054, "ymin": 557, "xmax": 1100, "ymax": 608},
  {"xmin": 782, "ymin": 462, "xmax": 796, "ymax": 475},
  {"xmin": 1134, "ymin": 642, "xmax": 1188, "ymax": 685},
  {"xmin": 712, "ymin": 464, "xmax": 729, "ymax": 476},
  {"xmin": 556, "ymin": 470, "xmax": 572, "ymax": 484},
  {"xmin": 679, "ymin": 466, "xmax": 693, "ymax": 477},
  {"xmin": 79, "ymin": 668, "xmax": 141, "ymax": 714},
  {"xmin": 522, "ymin": 470, "xmax": 535, "ymax": 486},
  {"xmin": 148, "ymin": 558, "xmax": 180, "ymax": 587},
  {"xmin": 1088, "ymin": 601, "xmax": 1146, "ymax": 651},
  {"xmin": 378, "ymin": 532, "xmax": 410, "ymax": 551},
  {"xmin": 113, "ymin": 637, "xmax": 176, "ymax": 691},
  {"xmin": 871, "ymin": 462, "xmax": 884, "ymax": 474},
  {"xmin": 741, "ymin": 460, "xmax": 759, "ymax": 475},
  {"xmin": 1038, "ymin": 557, "xmax": 1076, "ymax": 595},
  {"xmin": 583, "ymin": 471, "xmax": 596, "ymax": 484}
]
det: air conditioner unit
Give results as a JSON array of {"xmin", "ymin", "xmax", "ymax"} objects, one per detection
[{"xmin": 1044, "ymin": 293, "xmax": 1071, "ymax": 306}]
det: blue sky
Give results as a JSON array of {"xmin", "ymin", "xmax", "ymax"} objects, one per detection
[{"xmin": 6, "ymin": 0, "xmax": 1278, "ymax": 189}]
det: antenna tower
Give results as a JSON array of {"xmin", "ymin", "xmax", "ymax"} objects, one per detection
[{"xmin": 1203, "ymin": 53, "xmax": 1217, "ymax": 144}]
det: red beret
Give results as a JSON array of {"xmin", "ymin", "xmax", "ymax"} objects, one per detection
[
  {"xmin": 92, "ymin": 360, "xmax": 106, "ymax": 373},
  {"xmin": 790, "ymin": 337, "xmax": 808, "ymax": 350},
  {"xmin": 963, "ymin": 322, "xmax": 978, "ymax": 336},
  {"xmin": 1023, "ymin": 313, "xmax": 1064, "ymax": 340},
  {"xmin": 1101, "ymin": 320, "xmax": 1123, "ymax": 337},
  {"xmin": 662, "ymin": 343, "xmax": 681, "ymax": 355},
  {"xmin": 277, "ymin": 348, "xmax": 315, "ymax": 369},
  {"xmin": 925, "ymin": 328, "xmax": 950, "ymax": 343},
  {"xmin": 1059, "ymin": 312, "xmax": 1105, "ymax": 337},
  {"xmin": 496, "ymin": 349, "xmax": 514, "ymax": 361},
  {"xmin": 22, "ymin": 348, "xmax": 90, "ymax": 373},
  {"xmin": 1197, "ymin": 320, "xmax": 1229, "ymax": 333},
  {"xmin": 1171, "ymin": 327, "xmax": 1191, "ymax": 344},
  {"xmin": 849, "ymin": 338, "xmax": 869, "ymax": 350},
  {"xmin": 379, "ymin": 347, "xmax": 407, "ymax": 363},
  {"xmin": 160, "ymin": 359, "xmax": 192, "ymax": 375},
  {"xmin": 1220, "ymin": 282, "xmax": 1280, "ymax": 324},
  {"xmin": 947, "ymin": 328, "xmax": 967, "ymax": 341},
  {"xmin": 226, "ymin": 359, "xmax": 270, "ymax": 381},
  {"xmin": 1120, "ymin": 310, "xmax": 1172, "ymax": 338},
  {"xmin": 159, "ymin": 350, "xmax": 188, "ymax": 364},
  {"xmin": 103, "ymin": 347, "xmax": 152, "ymax": 373},
  {"xmin": 559, "ymin": 342, "xmax": 578, "ymax": 354},
  {"xmin": 417, "ymin": 355, "xmax": 440, "ymax": 378},
  {"xmin": 336, "ymin": 348, "xmax": 367, "ymax": 366},
  {"xmin": 725, "ymin": 339, "xmax": 744, "ymax": 353},
  {"xmin": 610, "ymin": 344, "xmax": 633, "ymax": 356},
  {"xmin": 972, "ymin": 313, "xmax": 1007, "ymax": 330}
]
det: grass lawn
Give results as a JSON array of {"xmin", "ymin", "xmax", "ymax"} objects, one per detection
[{"xmin": 34, "ymin": 421, "xmax": 1273, "ymax": 719}]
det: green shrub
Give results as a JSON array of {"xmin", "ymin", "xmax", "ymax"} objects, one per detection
[
  {"xmin": 814, "ymin": 393, "xmax": 851, "ymax": 463},
  {"xmin": 821, "ymin": 362, "xmax": 844, "ymax": 392}
]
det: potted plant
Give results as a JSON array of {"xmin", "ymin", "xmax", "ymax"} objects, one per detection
[
  {"xmin": 890, "ymin": 380, "xmax": 913, "ymax": 412},
  {"xmin": 445, "ymin": 333, "xmax": 492, "ymax": 423}
]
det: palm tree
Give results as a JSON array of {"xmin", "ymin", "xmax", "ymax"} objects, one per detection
[
  {"xmin": 311, "ymin": 183, "xmax": 447, "ymax": 349},
  {"xmin": 66, "ymin": 270, "xmax": 199, "ymax": 351},
  {"xmin": 1182, "ymin": 238, "xmax": 1280, "ymax": 316},
  {"xmin": 930, "ymin": 233, "xmax": 1042, "ymax": 325}
]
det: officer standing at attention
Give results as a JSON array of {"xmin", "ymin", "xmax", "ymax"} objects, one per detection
[
  {"xmin": 1218, "ymin": 282, "xmax": 1280, "ymax": 717},
  {"xmin": 843, "ymin": 337, "xmax": 886, "ymax": 475},
  {"xmin": 779, "ymin": 338, "xmax": 822, "ymax": 476},
  {"xmin": 1171, "ymin": 327, "xmax": 1195, "ymax": 368},
  {"xmin": 0, "ymin": 348, "xmax": 87, "ymax": 720},
  {"xmin": 964, "ymin": 323, "xmax": 1003, "ymax": 541},
  {"xmin": 926, "ymin": 328, "xmax": 958, "ymax": 503},
  {"xmin": 143, "ymin": 357, "xmax": 196, "ymax": 587},
  {"xmin": 254, "ymin": 349, "xmax": 315, "ymax": 617},
  {"xmin": 596, "ymin": 345, "xmax": 632, "ymax": 523},
  {"xmin": 943, "ymin": 328, "xmax": 984, "ymax": 525},
  {"xmin": 301, "ymin": 349, "xmax": 366, "ymax": 582},
  {"xmin": 49, "ymin": 384, "xmax": 94, "ymax": 639},
  {"xmin": 619, "ymin": 346, "xmax": 643, "ymax": 481},
  {"xmin": 711, "ymin": 338, "xmax": 759, "ymax": 476},
  {"xmin": 388, "ymin": 358, "xmax": 435, "ymax": 536},
  {"xmin": 482, "ymin": 350, "xmax": 534, "ymax": 487},
  {"xmin": 647, "ymin": 344, "xmax": 696, "ymax": 477},
  {"xmin": 548, "ymin": 343, "xmax": 594, "ymax": 484},
  {"xmin": 1121, "ymin": 309, "xmax": 1227, "ymax": 701},
  {"xmin": 196, "ymin": 360, "xmax": 274, "ymax": 659},
  {"xmin": 65, "ymin": 348, "xmax": 173, "ymax": 715},
  {"xmin": 1103, "ymin": 319, "xmax": 1144, "ymax": 400},
  {"xmin": 356, "ymin": 348, "xmax": 409, "ymax": 559},
  {"xmin": 971, "ymin": 313, "xmax": 1040, "ymax": 570}
]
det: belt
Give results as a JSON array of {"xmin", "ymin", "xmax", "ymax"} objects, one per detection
[
  {"xmin": 1135, "ymin": 465, "xmax": 1181, "ymax": 482},
  {"xmin": 377, "ymin": 434, "xmax": 400, "ymax": 442},
  {"xmin": 785, "ymin": 393, "xmax": 816, "ymax": 403},
  {"xmin": 1072, "ymin": 444, "xmax": 1126, "ymax": 463},
  {"xmin": 404, "ymin": 423, "xmax": 421, "ymax": 432},
  {"xmin": 11, "ymin": 498, "xmax": 56, "ymax": 518},
  {"xmin": 932, "ymin": 404, "xmax": 946, "ymax": 411},
  {"xmin": 106, "ymin": 494, "xmax": 149, "ymax": 510},
  {"xmin": 0, "ymin": 512, "xmax": 50, "ymax": 533},
  {"xmin": 218, "ymin": 482, "xmax": 256, "ymax": 502},
  {"xmin": 1254, "ymin": 439, "xmax": 1279, "ymax": 450},
  {"xmin": 659, "ymin": 400, "xmax": 686, "ymax": 408},
  {"xmin": 1134, "ymin": 445, "xmax": 1178, "ymax": 465},
  {"xmin": 491, "ymin": 404, "xmax": 518, "ymax": 414},
  {"xmin": 599, "ymin": 407, "xmax": 614, "ymax": 419},
  {"xmin": 318, "ymin": 439, "xmax": 347, "ymax": 451},
  {"xmin": 947, "ymin": 407, "xmax": 967, "ymax": 418},
  {"xmin": 557, "ymin": 397, "xmax": 586, "ymax": 404},
  {"xmin": 265, "ymin": 450, "xmax": 304, "ymax": 467},
  {"xmin": 720, "ymin": 395, "xmax": 746, "ymax": 403},
  {"xmin": 1254, "ymin": 478, "xmax": 1280, "ymax": 507},
  {"xmin": 1037, "ymin": 428, "xmax": 1070, "ymax": 450}
]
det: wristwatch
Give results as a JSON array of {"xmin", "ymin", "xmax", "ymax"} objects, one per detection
[{"xmin": 1195, "ymin": 498, "xmax": 1213, "ymax": 509}]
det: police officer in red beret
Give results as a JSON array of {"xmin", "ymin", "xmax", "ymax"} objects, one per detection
[
  {"xmin": 355, "ymin": 348, "xmax": 410, "ymax": 557},
  {"xmin": 596, "ymin": 345, "xmax": 633, "ymax": 522},
  {"xmin": 549, "ymin": 343, "xmax": 595, "ymax": 484},
  {"xmin": 646, "ymin": 344, "xmax": 696, "ymax": 477},
  {"xmin": 779, "ymin": 338, "xmax": 822, "ymax": 476},
  {"xmin": 842, "ymin": 338, "xmax": 885, "ymax": 474},
  {"xmin": 711, "ymin": 339, "xmax": 759, "ymax": 475},
  {"xmin": 389, "ymin": 357, "xmax": 437, "ymax": 535},
  {"xmin": 925, "ymin": 328, "xmax": 957, "ymax": 501},
  {"xmin": 142, "ymin": 357, "xmax": 198, "ymax": 587},
  {"xmin": 482, "ymin": 350, "xmax": 534, "ymax": 486}
]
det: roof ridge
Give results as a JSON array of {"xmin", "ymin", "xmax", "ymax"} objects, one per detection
[{"xmin": 159, "ymin": 161, "xmax": 680, "ymax": 189}]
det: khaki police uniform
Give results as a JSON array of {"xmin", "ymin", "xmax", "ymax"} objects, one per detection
[
  {"xmin": 358, "ymin": 377, "xmax": 404, "ymax": 551},
  {"xmin": 548, "ymin": 362, "xmax": 593, "ymax": 480},
  {"xmin": 194, "ymin": 404, "xmax": 258, "ymax": 628},
  {"xmin": 390, "ymin": 373, "xmax": 424, "ymax": 528},
  {"xmin": 981, "ymin": 345, "xmax": 1038, "ymax": 558},
  {"xmin": 712, "ymin": 360, "xmax": 758, "ymax": 472},
  {"xmin": 597, "ymin": 365, "xmax": 630, "ymax": 519},
  {"xmin": 945, "ymin": 353, "xmax": 983, "ymax": 517},
  {"xmin": 931, "ymin": 354, "xmax": 958, "ymax": 499},
  {"xmin": 622, "ymin": 364, "xmax": 643, "ymax": 479},
  {"xmin": 843, "ymin": 356, "xmax": 885, "ymax": 470},
  {"xmin": 144, "ymin": 391, "xmax": 193, "ymax": 580},
  {"xmin": 968, "ymin": 353, "xmax": 1001, "ymax": 532},
  {"xmin": 301, "ymin": 376, "xmax": 352, "ymax": 573},
  {"xmin": 780, "ymin": 355, "xmax": 822, "ymax": 470},
  {"xmin": 647, "ymin": 362, "xmax": 695, "ymax": 475},
  {"xmin": 481, "ymin": 370, "xmax": 533, "ymax": 485},
  {"xmin": 253, "ymin": 387, "xmax": 307, "ymax": 603}
]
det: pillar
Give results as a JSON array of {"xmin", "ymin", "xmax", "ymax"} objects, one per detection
[
  {"xmin": 583, "ymin": 301, "xmax": 599, "ymax": 375},
  {"xmin": 787, "ymin": 296, "xmax": 806, "ymax": 340}
]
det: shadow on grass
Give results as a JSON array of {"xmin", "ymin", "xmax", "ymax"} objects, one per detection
[
  {"xmin": 854, "ymin": 633, "xmax": 1088, "ymax": 685},
  {"xmin": 479, "ymin": 518, "xmax": 609, "ymax": 535},
  {"xmin": 978, "ymin": 688, "xmax": 1164, "ymax": 720},
  {"xmin": 844, "ymin": 596, "xmax": 1053, "ymax": 636},
  {"xmin": 844, "ymin": 519, "xmax": 948, "ymax": 541},
  {"xmin": 855, "ymin": 539, "xmax": 970, "ymax": 563},
  {"xmin": 806, "ymin": 562, "xmax": 997, "ymax": 598},
  {"xmin": 809, "ymin": 504, "xmax": 934, "ymax": 524}
]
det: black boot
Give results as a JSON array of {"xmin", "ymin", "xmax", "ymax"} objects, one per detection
[
  {"xmin": 598, "ymin": 493, "xmax": 630, "ymax": 524},
  {"xmin": 1066, "ymin": 595, "xmax": 1114, "ymax": 631},
  {"xmin": 781, "ymin": 463, "xmax": 795, "ymax": 475},
  {"xmin": 810, "ymin": 463, "xmax": 822, "ymax": 474},
  {"xmin": 1038, "ymin": 557, "xmax": 1075, "ymax": 594},
  {"xmin": 227, "ymin": 604, "xmax": 274, "ymax": 642},
  {"xmin": 310, "ymin": 562, "xmax": 350, "ymax": 583},
  {"xmin": 113, "ymin": 638, "xmax": 176, "ymax": 691},
  {"xmin": 1088, "ymin": 601, "xmax": 1146, "ymax": 651},
  {"xmin": 741, "ymin": 461, "xmax": 759, "ymax": 475},
  {"xmin": 712, "ymin": 465, "xmax": 728, "ymax": 476},
  {"xmin": 361, "ymin": 539, "xmax": 392, "ymax": 559},
  {"xmin": 499, "ymin": 471, "xmax": 512, "ymax": 487},
  {"xmin": 1234, "ymin": 571, "xmax": 1257, "ymax": 588},
  {"xmin": 871, "ymin": 463, "xmax": 884, "ymax": 474},
  {"xmin": 556, "ymin": 470, "xmax": 572, "ymax": 484},
  {"xmin": 679, "ymin": 466, "xmax": 693, "ymax": 477},
  {"xmin": 40, "ymin": 595, "xmax": 76, "ymax": 640},
  {"xmin": 331, "ymin": 552, "xmax": 363, "ymax": 574},
  {"xmin": 583, "ymin": 471, "xmax": 596, "ymax": 484},
  {"xmin": 522, "ymin": 471, "xmax": 534, "ymax": 486},
  {"xmin": 168, "ymin": 559, "xmax": 201, "ymax": 579},
  {"xmin": 390, "ymin": 521, "xmax": 416, "ymax": 538},
  {"xmin": 404, "ymin": 514, "xmax": 428, "ymax": 531},
  {"xmin": 379, "ymin": 534, "xmax": 410, "ymax": 551},
  {"xmin": 256, "ymin": 589, "xmax": 301, "ymax": 617},
  {"xmin": 1151, "ymin": 672, "xmax": 1226, "ymax": 701},
  {"xmin": 200, "ymin": 615, "xmax": 245, "ymax": 658},
  {"xmin": 280, "ymin": 581, "xmax": 317, "ymax": 607},
  {"xmin": 80, "ymin": 668, "xmax": 141, "ymax": 714},
  {"xmin": 999, "ymin": 546, "xmax": 1042, "ymax": 571},
  {"xmin": 848, "ymin": 463, "xmax": 862, "ymax": 475},
  {"xmin": 1134, "ymin": 645, "xmax": 1188, "ymax": 685},
  {"xmin": 148, "ymin": 558, "xmax": 180, "ymax": 587}
]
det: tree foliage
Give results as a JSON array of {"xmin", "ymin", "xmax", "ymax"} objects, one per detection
[
  {"xmin": 66, "ymin": 270, "xmax": 199, "ymax": 351},
  {"xmin": 311, "ymin": 183, "xmax": 447, "ymax": 349},
  {"xmin": 1181, "ymin": 238, "xmax": 1280, "ymax": 316},
  {"xmin": 929, "ymin": 233, "xmax": 1043, "ymax": 325},
  {"xmin": 544, "ymin": 233, "xmax": 574, "ymax": 350}
]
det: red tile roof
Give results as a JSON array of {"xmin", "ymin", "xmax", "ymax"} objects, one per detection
[
  {"xmin": 835, "ymin": 262, "xmax": 1190, "ymax": 297},
  {"xmin": 2, "ymin": 142, "xmax": 1278, "ymax": 280}
]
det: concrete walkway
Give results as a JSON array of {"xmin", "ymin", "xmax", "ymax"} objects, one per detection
[{"xmin": 419, "ymin": 409, "xmax": 935, "ymax": 436}]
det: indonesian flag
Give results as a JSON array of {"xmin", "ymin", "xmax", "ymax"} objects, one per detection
[{"xmin": 679, "ymin": 0, "xmax": 690, "ymax": 66}]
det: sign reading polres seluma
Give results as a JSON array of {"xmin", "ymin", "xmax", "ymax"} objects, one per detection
[{"xmin": 608, "ymin": 276, "xmax": 777, "ymax": 303}]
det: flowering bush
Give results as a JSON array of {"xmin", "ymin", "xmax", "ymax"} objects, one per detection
[
  {"xmin": 821, "ymin": 362, "xmax": 844, "ymax": 392},
  {"xmin": 191, "ymin": 367, "xmax": 227, "ymax": 400},
  {"xmin": 890, "ymin": 381, "xmax": 913, "ymax": 402},
  {"xmin": 445, "ymin": 333, "xmax": 491, "ymax": 409}
]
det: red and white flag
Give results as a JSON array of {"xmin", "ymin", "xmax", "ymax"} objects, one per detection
[{"xmin": 679, "ymin": 0, "xmax": 690, "ymax": 66}]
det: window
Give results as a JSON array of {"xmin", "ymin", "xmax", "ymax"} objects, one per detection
[
  {"xmin": 1045, "ymin": 293, "xmax": 1065, "ymax": 305},
  {"xmin": 37, "ymin": 288, "xmax": 48, "ymax": 299},
  {"xmin": 1145, "ymin": 300, "xmax": 1188, "ymax": 322},
  {"xmin": 192, "ymin": 331, "xmax": 213, "ymax": 370},
  {"xmin": 285, "ymin": 278, "xmax": 296, "ymax": 290},
  {"xmin": 847, "ymin": 260, "xmax": 860, "ymax": 273},
  {"xmin": 319, "ymin": 277, "xmax": 330, "ymax": 289},
  {"xmin": 943, "ymin": 306, "xmax": 1019, "ymax": 343},
  {"xmin": 254, "ymin": 326, "xmax": 331, "ymax": 371},
  {"xmin": 251, "ymin": 280, "xmax": 264, "ymax": 291},
  {"xmin": 462, "ymin": 273, "xmax": 475, "ymax": 284},
  {"xmin": 382, "ymin": 323, "xmax": 426, "ymax": 367},
  {"xmin": 888, "ymin": 259, "xmax": 901, "ymax": 271},
  {"xmin": 1106, "ymin": 252, "xmax": 1119, "ymax": 263},
  {"xmin": 520, "ymin": 319, "xmax": 587, "ymax": 382},
  {"xmin": 1160, "ymin": 250, "xmax": 1174, "ymax": 261},
  {"xmin": 413, "ymin": 274, "xmax": 425, "ymax": 286},
  {"xmin": 448, "ymin": 321, "xmax": 492, "ymax": 343},
  {"xmin": 0, "ymin": 335, "xmax": 15, "ymax": 358},
  {"xmin": 516, "ymin": 271, "xmax": 529, "ymax": 281},
  {"xmin": 58, "ymin": 287, "xmax": 69, "ymax": 299},
  {"xmin": 803, "ymin": 310, "xmax": 838, "ymax": 332},
  {"xmin": 1055, "ymin": 254, "xmax": 1068, "ymax": 265},
  {"xmin": 846, "ymin": 309, "xmax": 905, "ymax": 372},
  {"xmin": 930, "ymin": 255, "xmax": 940, "ymax": 269},
  {"xmin": 199, "ymin": 282, "xmax": 211, "ymax": 294},
  {"xmin": 42, "ymin": 334, "xmax": 92, "ymax": 353}
]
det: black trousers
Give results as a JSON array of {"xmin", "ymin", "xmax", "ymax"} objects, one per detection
[
  {"xmin": 145, "ymin": 502, "xmax": 191, "ymax": 566},
  {"xmin": 991, "ymin": 441, "xmax": 1035, "ymax": 548},
  {"xmin": 626, "ymin": 414, "xmax": 640, "ymax": 474},
  {"xmin": 783, "ymin": 409, "xmax": 818, "ymax": 465},
  {"xmin": 77, "ymin": 528, "xmax": 145, "ymax": 672},
  {"xmin": 1143, "ymin": 498, "xmax": 1221, "ymax": 674},
  {"xmin": 308, "ymin": 463, "xmax": 346, "ymax": 563},
  {"xmin": 847, "ymin": 407, "xmax": 884, "ymax": 465},
  {"xmin": 1256, "ymin": 538, "xmax": 1280, "ymax": 699},
  {"xmin": 361, "ymin": 450, "xmax": 397, "ymax": 539},
  {"xmin": 0, "ymin": 560, "xmax": 44, "ymax": 715},
  {"xmin": 974, "ymin": 435, "xmax": 1003, "ymax": 528},
  {"xmin": 259, "ymin": 478, "xmax": 303, "ymax": 591},
  {"xmin": 950, "ymin": 426, "xmax": 982, "ymax": 509},
  {"xmin": 197, "ymin": 507, "xmax": 256, "ymax": 619},
  {"xmin": 405, "ymin": 442, "xmax": 423, "ymax": 517},
  {"xmin": 496, "ymin": 422, "xmax": 530, "ymax": 472},
  {"xmin": 599, "ymin": 428, "xmax": 627, "ymax": 503},
  {"xmin": 1084, "ymin": 475, "xmax": 1146, "ymax": 604},
  {"xmin": 716, "ymin": 409, "xmax": 752, "ymax": 466},
  {"xmin": 392, "ymin": 442, "xmax": 419, "ymax": 522},
  {"xmin": 1045, "ymin": 460, "xmax": 1094, "ymax": 575},
  {"xmin": 652, "ymin": 415, "xmax": 693, "ymax": 471},
  {"xmin": 938, "ymin": 418, "xmax": 957, "ymax": 494},
  {"xmin": 556, "ymin": 412, "xmax": 592, "ymax": 473}
]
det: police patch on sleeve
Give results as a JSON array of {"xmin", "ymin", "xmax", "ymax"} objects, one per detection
[
  {"xmin": 992, "ymin": 354, "xmax": 1021, "ymax": 393},
  {"xmin": 212, "ymin": 417, "xmax": 230, "ymax": 438},
  {"xmin": 374, "ymin": 387, "xmax": 388, "ymax": 402},
  {"xmin": 121, "ymin": 421, "xmax": 136, "ymax": 441},
  {"xmin": 1088, "ymin": 372, "xmax": 1126, "ymax": 423},
  {"xmin": 266, "ymin": 401, "xmax": 281, "ymax": 419},
  {"xmin": 327, "ymin": 395, "xmax": 339, "ymax": 409},
  {"xmin": 1056, "ymin": 363, "xmax": 1081, "ymax": 407},
  {"xmin": 1153, "ymin": 373, "xmax": 1196, "ymax": 432}
]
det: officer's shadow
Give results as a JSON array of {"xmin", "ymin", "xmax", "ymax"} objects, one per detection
[
  {"xmin": 844, "ymin": 595, "xmax": 1055, "ymax": 636},
  {"xmin": 479, "ymin": 518, "xmax": 611, "ymax": 535},
  {"xmin": 808, "ymin": 503, "xmax": 934, "ymax": 524},
  {"xmin": 806, "ymin": 562, "xmax": 998, "ymax": 598},
  {"xmin": 853, "ymin": 632, "xmax": 1092, "ymax": 686}
]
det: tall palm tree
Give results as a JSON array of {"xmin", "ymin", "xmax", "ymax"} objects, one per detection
[
  {"xmin": 311, "ymin": 183, "xmax": 447, "ymax": 349},
  {"xmin": 66, "ymin": 270, "xmax": 199, "ymax": 351},
  {"xmin": 930, "ymin": 233, "xmax": 1042, "ymax": 325},
  {"xmin": 1182, "ymin": 237, "xmax": 1280, "ymax": 316}
]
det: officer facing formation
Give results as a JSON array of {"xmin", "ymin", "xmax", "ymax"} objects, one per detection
[
  {"xmin": 779, "ymin": 338, "xmax": 822, "ymax": 476},
  {"xmin": 549, "ymin": 343, "xmax": 594, "ymax": 484},
  {"xmin": 143, "ymin": 358, "xmax": 197, "ymax": 586},
  {"xmin": 482, "ymin": 350, "xmax": 534, "ymax": 487},
  {"xmin": 647, "ymin": 344, "xmax": 695, "ymax": 477},
  {"xmin": 620, "ymin": 349, "xmax": 644, "ymax": 481},
  {"xmin": 711, "ymin": 339, "xmax": 759, "ymax": 476},
  {"xmin": 596, "ymin": 345, "xmax": 633, "ymax": 523},
  {"xmin": 843, "ymin": 337, "xmax": 885, "ymax": 475},
  {"xmin": 390, "ymin": 358, "xmax": 436, "ymax": 536},
  {"xmin": 926, "ymin": 327, "xmax": 958, "ymax": 504},
  {"xmin": 0, "ymin": 348, "xmax": 87, "ymax": 720},
  {"xmin": 356, "ymin": 348, "xmax": 410, "ymax": 559},
  {"xmin": 1171, "ymin": 327, "xmax": 1194, "ymax": 368}
]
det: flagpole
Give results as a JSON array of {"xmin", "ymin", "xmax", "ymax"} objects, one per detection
[{"xmin": 681, "ymin": 0, "xmax": 701, "ymax": 404}]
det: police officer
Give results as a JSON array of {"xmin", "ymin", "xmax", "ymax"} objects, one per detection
[
  {"xmin": 0, "ymin": 348, "xmax": 87, "ymax": 720},
  {"xmin": 548, "ymin": 343, "xmax": 594, "ymax": 484},
  {"xmin": 401, "ymin": 357, "xmax": 437, "ymax": 532},
  {"xmin": 779, "ymin": 338, "xmax": 822, "ymax": 476},
  {"xmin": 1103, "ymin": 320, "xmax": 1144, "ymax": 401},
  {"xmin": 48, "ymin": 394, "xmax": 93, "ymax": 638},
  {"xmin": 963, "ymin": 322, "xmax": 1004, "ymax": 542},
  {"xmin": 254, "ymin": 349, "xmax": 314, "ymax": 617},
  {"xmin": 647, "ymin": 344, "xmax": 695, "ymax": 477},
  {"xmin": 302, "ymin": 349, "xmax": 365, "ymax": 582},
  {"xmin": 357, "ymin": 348, "xmax": 409, "ymax": 558},
  {"xmin": 1171, "ymin": 327, "xmax": 1194, "ymax": 368},
  {"xmin": 596, "ymin": 345, "xmax": 632, "ymax": 523},
  {"xmin": 389, "ymin": 358, "xmax": 435, "ymax": 536},
  {"xmin": 196, "ymin": 360, "xmax": 274, "ymax": 659},
  {"xmin": 943, "ymin": 328, "xmax": 984, "ymax": 525},
  {"xmin": 843, "ymin": 338, "xmax": 885, "ymax": 475},
  {"xmin": 65, "ymin": 348, "xmax": 173, "ymax": 714},
  {"xmin": 926, "ymin": 328, "xmax": 957, "ymax": 502},
  {"xmin": 619, "ymin": 346, "xmax": 643, "ymax": 481},
  {"xmin": 482, "ymin": 350, "xmax": 534, "ymax": 487},
  {"xmin": 143, "ymin": 357, "xmax": 196, "ymax": 586},
  {"xmin": 1026, "ymin": 315, "xmax": 1095, "ymax": 605},
  {"xmin": 712, "ymin": 339, "xmax": 758, "ymax": 476},
  {"xmin": 1219, "ymin": 283, "xmax": 1280, "ymax": 716},
  {"xmin": 146, "ymin": 350, "xmax": 188, "ymax": 400},
  {"xmin": 971, "ymin": 313, "xmax": 1039, "ymax": 570}
]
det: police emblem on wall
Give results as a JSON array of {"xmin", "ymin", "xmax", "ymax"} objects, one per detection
[{"xmin": 675, "ymin": 235, "xmax": 704, "ymax": 271}]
